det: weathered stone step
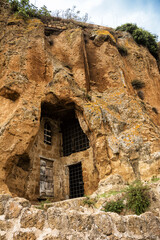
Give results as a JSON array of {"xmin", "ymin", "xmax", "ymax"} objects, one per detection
[{"xmin": 43, "ymin": 197, "xmax": 86, "ymax": 210}]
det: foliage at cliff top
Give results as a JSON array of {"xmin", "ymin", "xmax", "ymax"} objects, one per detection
[
  {"xmin": 116, "ymin": 23, "xmax": 158, "ymax": 59},
  {"xmin": 8, "ymin": 0, "xmax": 51, "ymax": 19},
  {"xmin": 7, "ymin": 0, "xmax": 88, "ymax": 22}
]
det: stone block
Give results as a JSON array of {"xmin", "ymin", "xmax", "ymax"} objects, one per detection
[
  {"xmin": 0, "ymin": 195, "xmax": 11, "ymax": 202},
  {"xmin": 0, "ymin": 195, "xmax": 11, "ymax": 215},
  {"xmin": 0, "ymin": 234, "xmax": 7, "ymax": 240},
  {"xmin": 0, "ymin": 220, "xmax": 12, "ymax": 231},
  {"xmin": 92, "ymin": 212, "xmax": 112, "ymax": 236},
  {"xmin": 127, "ymin": 216, "xmax": 147, "ymax": 236},
  {"xmin": 47, "ymin": 208, "xmax": 68, "ymax": 230},
  {"xmin": 43, "ymin": 236, "xmax": 61, "ymax": 240},
  {"xmin": 0, "ymin": 202, "xmax": 4, "ymax": 215},
  {"xmin": 67, "ymin": 212, "xmax": 93, "ymax": 232},
  {"xmin": 141, "ymin": 212, "xmax": 160, "ymax": 237},
  {"xmin": 13, "ymin": 232, "xmax": 36, "ymax": 240},
  {"xmin": 14, "ymin": 197, "xmax": 31, "ymax": 208},
  {"xmin": 20, "ymin": 208, "xmax": 46, "ymax": 230},
  {"xmin": 107, "ymin": 235, "xmax": 119, "ymax": 240},
  {"xmin": 5, "ymin": 200, "xmax": 22, "ymax": 219}
]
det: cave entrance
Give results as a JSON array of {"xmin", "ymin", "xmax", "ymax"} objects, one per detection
[
  {"xmin": 40, "ymin": 157, "xmax": 54, "ymax": 198},
  {"xmin": 69, "ymin": 162, "xmax": 84, "ymax": 198},
  {"xmin": 39, "ymin": 101, "xmax": 89, "ymax": 200}
]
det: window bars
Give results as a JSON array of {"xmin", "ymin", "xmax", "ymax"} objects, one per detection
[
  {"xmin": 44, "ymin": 122, "xmax": 52, "ymax": 145},
  {"xmin": 62, "ymin": 119, "xmax": 89, "ymax": 156}
]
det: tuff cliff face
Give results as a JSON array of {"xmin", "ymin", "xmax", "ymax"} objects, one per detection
[{"xmin": 0, "ymin": 1, "xmax": 160, "ymax": 201}]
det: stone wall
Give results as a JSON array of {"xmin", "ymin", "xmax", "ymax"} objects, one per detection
[
  {"xmin": 0, "ymin": 194, "xmax": 160, "ymax": 240},
  {"xmin": 0, "ymin": 1, "xmax": 160, "ymax": 199}
]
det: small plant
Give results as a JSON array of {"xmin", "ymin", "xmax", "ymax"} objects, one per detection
[
  {"xmin": 103, "ymin": 199, "xmax": 125, "ymax": 214},
  {"xmin": 83, "ymin": 196, "xmax": 95, "ymax": 207},
  {"xmin": 117, "ymin": 45, "xmax": 128, "ymax": 56},
  {"xmin": 131, "ymin": 79, "xmax": 145, "ymax": 89},
  {"xmin": 137, "ymin": 90, "xmax": 144, "ymax": 100},
  {"xmin": 151, "ymin": 176, "xmax": 160, "ymax": 182},
  {"xmin": 125, "ymin": 180, "xmax": 150, "ymax": 215},
  {"xmin": 36, "ymin": 198, "xmax": 52, "ymax": 210},
  {"xmin": 152, "ymin": 107, "xmax": 158, "ymax": 114},
  {"xmin": 97, "ymin": 192, "xmax": 107, "ymax": 199},
  {"xmin": 107, "ymin": 189, "xmax": 126, "ymax": 196}
]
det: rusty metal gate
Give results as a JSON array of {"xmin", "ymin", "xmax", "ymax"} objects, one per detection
[
  {"xmin": 69, "ymin": 162, "xmax": 84, "ymax": 198},
  {"xmin": 40, "ymin": 158, "xmax": 54, "ymax": 197}
]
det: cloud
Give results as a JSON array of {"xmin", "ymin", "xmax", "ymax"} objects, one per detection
[{"xmin": 85, "ymin": 0, "xmax": 160, "ymax": 39}]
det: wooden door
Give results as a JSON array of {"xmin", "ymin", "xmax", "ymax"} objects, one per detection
[{"xmin": 40, "ymin": 158, "xmax": 54, "ymax": 197}]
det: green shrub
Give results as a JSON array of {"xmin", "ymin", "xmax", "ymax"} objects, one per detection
[
  {"xmin": 116, "ymin": 23, "xmax": 158, "ymax": 59},
  {"xmin": 131, "ymin": 79, "xmax": 145, "ymax": 89},
  {"xmin": 151, "ymin": 176, "xmax": 160, "ymax": 182},
  {"xmin": 116, "ymin": 23, "xmax": 138, "ymax": 35},
  {"xmin": 126, "ymin": 180, "xmax": 150, "ymax": 215},
  {"xmin": 8, "ymin": 0, "xmax": 51, "ymax": 20},
  {"xmin": 103, "ymin": 199, "xmax": 125, "ymax": 214}
]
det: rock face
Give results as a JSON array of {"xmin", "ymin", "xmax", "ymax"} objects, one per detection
[{"xmin": 0, "ymin": 1, "xmax": 160, "ymax": 201}]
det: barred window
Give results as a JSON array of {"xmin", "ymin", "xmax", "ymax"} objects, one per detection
[
  {"xmin": 44, "ymin": 122, "xmax": 52, "ymax": 145},
  {"xmin": 62, "ymin": 119, "xmax": 89, "ymax": 156}
]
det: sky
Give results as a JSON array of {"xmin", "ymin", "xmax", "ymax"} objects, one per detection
[{"xmin": 30, "ymin": 0, "xmax": 160, "ymax": 41}]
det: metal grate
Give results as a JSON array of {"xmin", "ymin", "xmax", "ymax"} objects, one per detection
[
  {"xmin": 62, "ymin": 119, "xmax": 89, "ymax": 156},
  {"xmin": 44, "ymin": 122, "xmax": 52, "ymax": 145},
  {"xmin": 69, "ymin": 162, "xmax": 84, "ymax": 198}
]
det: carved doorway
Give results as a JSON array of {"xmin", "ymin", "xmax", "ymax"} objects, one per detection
[
  {"xmin": 40, "ymin": 158, "xmax": 54, "ymax": 197},
  {"xmin": 69, "ymin": 162, "xmax": 84, "ymax": 198}
]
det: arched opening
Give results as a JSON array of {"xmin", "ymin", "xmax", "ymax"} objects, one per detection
[
  {"xmin": 16, "ymin": 100, "xmax": 95, "ymax": 201},
  {"xmin": 38, "ymin": 101, "xmax": 90, "ymax": 200}
]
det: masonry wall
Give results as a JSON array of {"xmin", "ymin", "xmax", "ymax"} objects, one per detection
[
  {"xmin": 0, "ymin": 195, "xmax": 160, "ymax": 240},
  {"xmin": 21, "ymin": 117, "xmax": 95, "ymax": 201}
]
